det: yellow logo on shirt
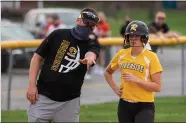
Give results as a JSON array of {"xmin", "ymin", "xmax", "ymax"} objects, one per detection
[
  {"xmin": 51, "ymin": 40, "xmax": 70, "ymax": 71},
  {"xmin": 67, "ymin": 47, "xmax": 77, "ymax": 57}
]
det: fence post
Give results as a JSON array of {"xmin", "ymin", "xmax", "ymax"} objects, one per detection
[
  {"xmin": 7, "ymin": 49, "xmax": 13, "ymax": 110},
  {"xmin": 185, "ymin": 44, "xmax": 186, "ymax": 95},
  {"xmin": 181, "ymin": 44, "xmax": 185, "ymax": 96}
]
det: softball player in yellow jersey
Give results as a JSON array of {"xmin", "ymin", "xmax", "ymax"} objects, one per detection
[{"xmin": 104, "ymin": 20, "xmax": 163, "ymax": 123}]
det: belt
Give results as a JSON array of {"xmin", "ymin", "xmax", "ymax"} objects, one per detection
[{"xmin": 123, "ymin": 98, "xmax": 139, "ymax": 103}]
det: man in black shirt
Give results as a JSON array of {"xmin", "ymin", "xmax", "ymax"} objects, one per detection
[
  {"xmin": 26, "ymin": 8, "xmax": 100, "ymax": 122},
  {"xmin": 120, "ymin": 16, "xmax": 131, "ymax": 38},
  {"xmin": 148, "ymin": 11, "xmax": 169, "ymax": 53}
]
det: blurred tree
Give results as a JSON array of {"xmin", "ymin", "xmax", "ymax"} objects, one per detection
[{"xmin": 149, "ymin": 1, "xmax": 156, "ymax": 21}]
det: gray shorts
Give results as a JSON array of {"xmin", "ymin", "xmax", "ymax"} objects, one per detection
[{"xmin": 27, "ymin": 94, "xmax": 80, "ymax": 122}]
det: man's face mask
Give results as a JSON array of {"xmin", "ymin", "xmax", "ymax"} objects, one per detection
[
  {"xmin": 72, "ymin": 25, "xmax": 93, "ymax": 40},
  {"xmin": 70, "ymin": 11, "xmax": 100, "ymax": 41}
]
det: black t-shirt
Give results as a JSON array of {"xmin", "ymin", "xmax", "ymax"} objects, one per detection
[
  {"xmin": 35, "ymin": 29, "xmax": 100, "ymax": 102},
  {"xmin": 148, "ymin": 22, "xmax": 169, "ymax": 34}
]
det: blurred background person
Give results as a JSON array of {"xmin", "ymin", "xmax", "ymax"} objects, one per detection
[
  {"xmin": 46, "ymin": 14, "xmax": 67, "ymax": 36},
  {"xmin": 34, "ymin": 22, "xmax": 46, "ymax": 39},
  {"xmin": 44, "ymin": 14, "xmax": 54, "ymax": 33},
  {"xmin": 33, "ymin": 14, "xmax": 53, "ymax": 39},
  {"xmin": 120, "ymin": 15, "xmax": 131, "ymax": 38},
  {"xmin": 85, "ymin": 32, "xmax": 99, "ymax": 80},
  {"xmin": 148, "ymin": 11, "xmax": 180, "ymax": 53},
  {"xmin": 148, "ymin": 11, "xmax": 169, "ymax": 53},
  {"xmin": 94, "ymin": 12, "xmax": 111, "ymax": 38},
  {"xmin": 93, "ymin": 11, "xmax": 111, "ymax": 75}
]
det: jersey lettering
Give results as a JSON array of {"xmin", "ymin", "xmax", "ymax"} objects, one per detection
[{"xmin": 120, "ymin": 62, "xmax": 144, "ymax": 73}]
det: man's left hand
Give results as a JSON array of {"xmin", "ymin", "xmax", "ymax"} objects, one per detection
[{"xmin": 79, "ymin": 52, "xmax": 96, "ymax": 69}]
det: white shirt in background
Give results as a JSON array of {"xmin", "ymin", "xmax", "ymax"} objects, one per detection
[{"xmin": 46, "ymin": 24, "xmax": 67, "ymax": 36}]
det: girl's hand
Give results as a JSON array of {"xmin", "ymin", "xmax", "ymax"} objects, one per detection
[
  {"xmin": 122, "ymin": 72, "xmax": 140, "ymax": 83},
  {"xmin": 112, "ymin": 85, "xmax": 123, "ymax": 97}
]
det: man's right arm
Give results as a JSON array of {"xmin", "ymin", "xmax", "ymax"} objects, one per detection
[
  {"xmin": 27, "ymin": 53, "xmax": 44, "ymax": 104},
  {"xmin": 28, "ymin": 54, "xmax": 43, "ymax": 87},
  {"xmin": 28, "ymin": 30, "xmax": 57, "ymax": 86},
  {"xmin": 27, "ymin": 30, "xmax": 58, "ymax": 104}
]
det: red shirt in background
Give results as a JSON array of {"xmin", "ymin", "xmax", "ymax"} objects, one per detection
[
  {"xmin": 45, "ymin": 22, "xmax": 54, "ymax": 32},
  {"xmin": 96, "ymin": 21, "xmax": 110, "ymax": 38}
]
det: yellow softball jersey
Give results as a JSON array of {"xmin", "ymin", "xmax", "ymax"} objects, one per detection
[{"xmin": 110, "ymin": 48, "xmax": 163, "ymax": 102}]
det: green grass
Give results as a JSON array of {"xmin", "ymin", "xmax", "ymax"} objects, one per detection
[
  {"xmin": 2, "ymin": 96, "xmax": 186, "ymax": 122},
  {"xmin": 108, "ymin": 9, "xmax": 186, "ymax": 37}
]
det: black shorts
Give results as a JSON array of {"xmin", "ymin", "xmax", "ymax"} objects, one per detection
[{"xmin": 118, "ymin": 99, "xmax": 155, "ymax": 123}]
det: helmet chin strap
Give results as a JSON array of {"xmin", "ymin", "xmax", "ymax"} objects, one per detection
[
  {"xmin": 128, "ymin": 39, "xmax": 144, "ymax": 47},
  {"xmin": 129, "ymin": 45, "xmax": 144, "ymax": 47}
]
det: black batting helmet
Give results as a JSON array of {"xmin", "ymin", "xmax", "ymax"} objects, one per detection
[{"xmin": 124, "ymin": 20, "xmax": 149, "ymax": 46}]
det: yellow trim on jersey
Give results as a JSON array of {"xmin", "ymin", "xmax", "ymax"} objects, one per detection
[{"xmin": 109, "ymin": 48, "xmax": 163, "ymax": 102}]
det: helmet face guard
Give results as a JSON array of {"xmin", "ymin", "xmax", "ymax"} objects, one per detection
[
  {"xmin": 124, "ymin": 21, "xmax": 149, "ymax": 47},
  {"xmin": 124, "ymin": 34, "xmax": 149, "ymax": 47},
  {"xmin": 79, "ymin": 11, "xmax": 100, "ymax": 26}
]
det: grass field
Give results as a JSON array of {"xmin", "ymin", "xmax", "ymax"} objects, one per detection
[
  {"xmin": 2, "ymin": 96, "xmax": 186, "ymax": 122},
  {"xmin": 108, "ymin": 9, "xmax": 186, "ymax": 37}
]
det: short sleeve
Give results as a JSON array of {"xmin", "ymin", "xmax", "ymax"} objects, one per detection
[
  {"xmin": 35, "ymin": 30, "xmax": 57, "ymax": 58},
  {"xmin": 150, "ymin": 54, "xmax": 163, "ymax": 75},
  {"xmin": 88, "ymin": 33, "xmax": 100, "ymax": 59},
  {"xmin": 109, "ymin": 50, "xmax": 122, "ymax": 71}
]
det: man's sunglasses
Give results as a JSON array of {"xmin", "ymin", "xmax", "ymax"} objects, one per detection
[
  {"xmin": 80, "ymin": 11, "xmax": 100, "ymax": 25},
  {"xmin": 157, "ymin": 17, "xmax": 165, "ymax": 20}
]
